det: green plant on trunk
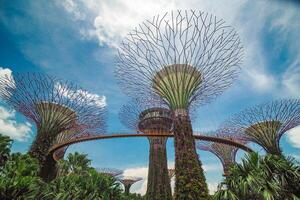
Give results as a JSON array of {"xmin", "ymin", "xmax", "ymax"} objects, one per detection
[
  {"xmin": 213, "ymin": 153, "xmax": 300, "ymax": 200},
  {"xmin": 146, "ymin": 137, "xmax": 172, "ymax": 200},
  {"xmin": 173, "ymin": 114, "xmax": 208, "ymax": 199}
]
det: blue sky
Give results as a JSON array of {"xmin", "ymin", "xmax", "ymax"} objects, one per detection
[{"xmin": 0, "ymin": 0, "xmax": 300, "ymax": 194}]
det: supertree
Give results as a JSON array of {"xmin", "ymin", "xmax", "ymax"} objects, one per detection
[
  {"xmin": 223, "ymin": 99, "xmax": 300, "ymax": 156},
  {"xmin": 119, "ymin": 100, "xmax": 173, "ymax": 200},
  {"xmin": 197, "ymin": 131, "xmax": 247, "ymax": 175},
  {"xmin": 115, "ymin": 10, "xmax": 243, "ymax": 199},
  {"xmin": 96, "ymin": 168, "xmax": 123, "ymax": 177},
  {"xmin": 119, "ymin": 176, "xmax": 143, "ymax": 196},
  {"xmin": 0, "ymin": 73, "xmax": 107, "ymax": 181}
]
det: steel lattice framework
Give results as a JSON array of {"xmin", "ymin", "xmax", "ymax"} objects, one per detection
[
  {"xmin": 0, "ymin": 72, "xmax": 107, "ymax": 181},
  {"xmin": 96, "ymin": 168, "xmax": 123, "ymax": 177},
  {"xmin": 197, "ymin": 131, "xmax": 247, "ymax": 175},
  {"xmin": 115, "ymin": 10, "xmax": 243, "ymax": 199},
  {"xmin": 119, "ymin": 176, "xmax": 143, "ymax": 195},
  {"xmin": 116, "ymin": 10, "xmax": 243, "ymax": 109},
  {"xmin": 222, "ymin": 99, "xmax": 300, "ymax": 155}
]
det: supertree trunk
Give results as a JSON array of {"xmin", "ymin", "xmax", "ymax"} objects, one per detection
[
  {"xmin": 146, "ymin": 137, "xmax": 172, "ymax": 200},
  {"xmin": 223, "ymin": 161, "xmax": 233, "ymax": 177},
  {"xmin": 29, "ymin": 129, "xmax": 58, "ymax": 182},
  {"xmin": 124, "ymin": 184, "xmax": 131, "ymax": 196},
  {"xmin": 40, "ymin": 154, "xmax": 58, "ymax": 182},
  {"xmin": 174, "ymin": 110, "xmax": 208, "ymax": 200}
]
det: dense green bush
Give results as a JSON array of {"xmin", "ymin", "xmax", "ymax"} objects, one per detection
[
  {"xmin": 39, "ymin": 169, "xmax": 123, "ymax": 200},
  {"xmin": 0, "ymin": 134, "xmax": 144, "ymax": 199},
  {"xmin": 213, "ymin": 153, "xmax": 300, "ymax": 200},
  {"xmin": 0, "ymin": 134, "xmax": 12, "ymax": 167},
  {"xmin": 0, "ymin": 153, "xmax": 42, "ymax": 200},
  {"xmin": 57, "ymin": 152, "xmax": 92, "ymax": 176}
]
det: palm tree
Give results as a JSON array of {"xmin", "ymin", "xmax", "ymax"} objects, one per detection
[
  {"xmin": 40, "ymin": 168, "xmax": 123, "ymax": 200},
  {"xmin": 213, "ymin": 153, "xmax": 300, "ymax": 200},
  {"xmin": 58, "ymin": 152, "xmax": 91, "ymax": 176},
  {"xmin": 0, "ymin": 134, "xmax": 12, "ymax": 167}
]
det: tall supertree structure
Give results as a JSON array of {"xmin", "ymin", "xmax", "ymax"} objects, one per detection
[
  {"xmin": 197, "ymin": 131, "xmax": 247, "ymax": 175},
  {"xmin": 115, "ymin": 10, "xmax": 243, "ymax": 199},
  {"xmin": 119, "ymin": 100, "xmax": 173, "ymax": 200},
  {"xmin": 96, "ymin": 168, "xmax": 123, "ymax": 177},
  {"xmin": 0, "ymin": 73, "xmax": 106, "ymax": 181},
  {"xmin": 119, "ymin": 176, "xmax": 143, "ymax": 196},
  {"xmin": 223, "ymin": 99, "xmax": 300, "ymax": 156}
]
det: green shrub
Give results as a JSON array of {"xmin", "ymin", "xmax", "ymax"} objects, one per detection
[
  {"xmin": 213, "ymin": 153, "xmax": 300, "ymax": 200},
  {"xmin": 0, "ymin": 153, "xmax": 42, "ymax": 200},
  {"xmin": 0, "ymin": 134, "xmax": 12, "ymax": 167}
]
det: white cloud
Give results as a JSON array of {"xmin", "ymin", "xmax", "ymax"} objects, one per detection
[
  {"xmin": 55, "ymin": 82, "xmax": 107, "ymax": 108},
  {"xmin": 58, "ymin": 0, "xmax": 300, "ymax": 95},
  {"xmin": 0, "ymin": 67, "xmax": 31, "ymax": 141},
  {"xmin": 282, "ymin": 59, "xmax": 300, "ymax": 98},
  {"xmin": 0, "ymin": 67, "xmax": 12, "ymax": 78},
  {"xmin": 58, "ymin": 0, "xmax": 245, "ymax": 48},
  {"xmin": 208, "ymin": 182, "xmax": 219, "ymax": 195},
  {"xmin": 59, "ymin": 0, "xmax": 86, "ymax": 21},
  {"xmin": 0, "ymin": 106, "xmax": 32, "ymax": 141},
  {"xmin": 0, "ymin": 67, "xmax": 15, "ymax": 92},
  {"xmin": 244, "ymin": 68, "xmax": 276, "ymax": 92},
  {"xmin": 287, "ymin": 126, "xmax": 300, "ymax": 148}
]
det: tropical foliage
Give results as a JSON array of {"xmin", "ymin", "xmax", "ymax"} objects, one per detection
[
  {"xmin": 0, "ymin": 134, "xmax": 12, "ymax": 167},
  {"xmin": 0, "ymin": 153, "xmax": 42, "ymax": 200},
  {"xmin": 58, "ymin": 152, "xmax": 92, "ymax": 176},
  {"xmin": 0, "ymin": 134, "xmax": 144, "ymax": 200},
  {"xmin": 213, "ymin": 153, "xmax": 300, "ymax": 200},
  {"xmin": 40, "ymin": 169, "xmax": 123, "ymax": 200}
]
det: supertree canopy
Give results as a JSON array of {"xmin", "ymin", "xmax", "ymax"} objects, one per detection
[
  {"xmin": 119, "ymin": 176, "xmax": 143, "ymax": 196},
  {"xmin": 197, "ymin": 131, "xmax": 247, "ymax": 175},
  {"xmin": 119, "ymin": 100, "xmax": 172, "ymax": 200},
  {"xmin": 116, "ymin": 10, "xmax": 243, "ymax": 199},
  {"xmin": 0, "ymin": 73, "xmax": 107, "ymax": 181},
  {"xmin": 223, "ymin": 99, "xmax": 300, "ymax": 156},
  {"xmin": 96, "ymin": 168, "xmax": 123, "ymax": 177}
]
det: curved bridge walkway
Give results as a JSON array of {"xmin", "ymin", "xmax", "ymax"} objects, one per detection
[{"xmin": 49, "ymin": 133, "xmax": 253, "ymax": 161}]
